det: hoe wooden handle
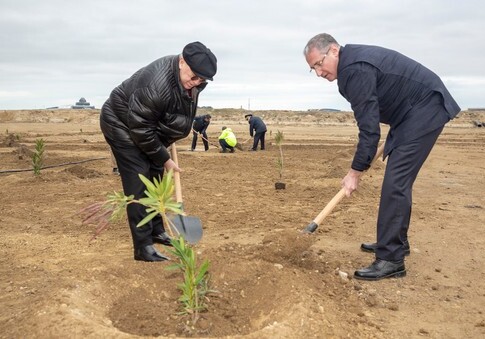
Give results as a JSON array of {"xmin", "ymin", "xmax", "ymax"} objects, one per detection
[
  {"xmin": 192, "ymin": 128, "xmax": 219, "ymax": 148},
  {"xmin": 313, "ymin": 188, "xmax": 347, "ymax": 225},
  {"xmin": 170, "ymin": 142, "xmax": 183, "ymax": 204},
  {"xmin": 313, "ymin": 142, "xmax": 385, "ymax": 226}
]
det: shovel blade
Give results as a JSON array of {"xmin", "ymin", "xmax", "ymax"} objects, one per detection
[{"xmin": 171, "ymin": 215, "xmax": 203, "ymax": 244}]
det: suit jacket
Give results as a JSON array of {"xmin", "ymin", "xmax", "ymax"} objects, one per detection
[
  {"xmin": 248, "ymin": 116, "xmax": 267, "ymax": 136},
  {"xmin": 337, "ymin": 44, "xmax": 460, "ymax": 171},
  {"xmin": 192, "ymin": 115, "xmax": 211, "ymax": 134}
]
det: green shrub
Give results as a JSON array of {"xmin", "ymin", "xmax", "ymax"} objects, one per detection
[{"xmin": 32, "ymin": 138, "xmax": 45, "ymax": 176}]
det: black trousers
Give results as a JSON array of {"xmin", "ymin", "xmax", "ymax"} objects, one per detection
[
  {"xmin": 192, "ymin": 131, "xmax": 209, "ymax": 151},
  {"xmin": 375, "ymin": 126, "xmax": 444, "ymax": 261},
  {"xmin": 252, "ymin": 131, "xmax": 266, "ymax": 150},
  {"xmin": 104, "ymin": 138, "xmax": 165, "ymax": 250},
  {"xmin": 219, "ymin": 139, "xmax": 234, "ymax": 152}
]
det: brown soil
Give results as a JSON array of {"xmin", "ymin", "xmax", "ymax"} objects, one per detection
[{"xmin": 1, "ymin": 109, "xmax": 484, "ymax": 338}]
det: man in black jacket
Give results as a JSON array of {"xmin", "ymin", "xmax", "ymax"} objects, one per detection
[
  {"xmin": 245, "ymin": 113, "xmax": 267, "ymax": 151},
  {"xmin": 100, "ymin": 41, "xmax": 217, "ymax": 262},
  {"xmin": 304, "ymin": 33, "xmax": 460, "ymax": 280},
  {"xmin": 191, "ymin": 114, "xmax": 211, "ymax": 151}
]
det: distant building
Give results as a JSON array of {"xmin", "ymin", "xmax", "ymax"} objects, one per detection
[
  {"xmin": 307, "ymin": 108, "xmax": 341, "ymax": 112},
  {"xmin": 71, "ymin": 97, "xmax": 95, "ymax": 109}
]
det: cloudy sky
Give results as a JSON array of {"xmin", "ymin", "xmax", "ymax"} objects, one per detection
[{"xmin": 1, "ymin": 0, "xmax": 484, "ymax": 111}]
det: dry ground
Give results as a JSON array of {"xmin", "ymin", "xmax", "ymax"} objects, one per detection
[{"xmin": 0, "ymin": 109, "xmax": 484, "ymax": 338}]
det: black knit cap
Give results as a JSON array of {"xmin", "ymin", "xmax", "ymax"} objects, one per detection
[{"xmin": 183, "ymin": 41, "xmax": 217, "ymax": 81}]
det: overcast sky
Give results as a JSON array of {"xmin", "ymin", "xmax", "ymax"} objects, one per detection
[{"xmin": 1, "ymin": 0, "xmax": 484, "ymax": 111}]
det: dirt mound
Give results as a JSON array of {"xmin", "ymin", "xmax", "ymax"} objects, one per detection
[
  {"xmin": 1, "ymin": 134, "xmax": 20, "ymax": 147},
  {"xmin": 258, "ymin": 229, "xmax": 319, "ymax": 268},
  {"xmin": 64, "ymin": 165, "xmax": 104, "ymax": 179}
]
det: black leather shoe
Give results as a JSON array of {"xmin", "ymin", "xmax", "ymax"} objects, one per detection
[
  {"xmin": 134, "ymin": 245, "xmax": 169, "ymax": 262},
  {"xmin": 354, "ymin": 259, "xmax": 406, "ymax": 281},
  {"xmin": 152, "ymin": 232, "xmax": 173, "ymax": 247},
  {"xmin": 360, "ymin": 242, "xmax": 411, "ymax": 256}
]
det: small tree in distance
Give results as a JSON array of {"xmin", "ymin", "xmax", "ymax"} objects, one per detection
[
  {"xmin": 32, "ymin": 138, "xmax": 45, "ymax": 176},
  {"xmin": 274, "ymin": 130, "xmax": 286, "ymax": 189}
]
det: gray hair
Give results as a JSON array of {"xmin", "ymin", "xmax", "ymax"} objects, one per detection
[{"xmin": 303, "ymin": 33, "xmax": 340, "ymax": 56}]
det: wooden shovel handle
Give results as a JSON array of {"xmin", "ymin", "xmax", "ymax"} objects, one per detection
[
  {"xmin": 192, "ymin": 128, "xmax": 219, "ymax": 148},
  {"xmin": 313, "ymin": 142, "xmax": 385, "ymax": 225},
  {"xmin": 169, "ymin": 142, "xmax": 183, "ymax": 204}
]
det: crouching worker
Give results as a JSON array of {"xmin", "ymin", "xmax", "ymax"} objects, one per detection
[
  {"xmin": 100, "ymin": 41, "xmax": 217, "ymax": 262},
  {"xmin": 218, "ymin": 126, "xmax": 237, "ymax": 153}
]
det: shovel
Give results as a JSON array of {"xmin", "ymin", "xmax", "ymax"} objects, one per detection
[
  {"xmin": 235, "ymin": 137, "xmax": 251, "ymax": 151},
  {"xmin": 303, "ymin": 142, "xmax": 385, "ymax": 233},
  {"xmin": 192, "ymin": 129, "xmax": 220, "ymax": 149},
  {"xmin": 169, "ymin": 142, "xmax": 203, "ymax": 244}
]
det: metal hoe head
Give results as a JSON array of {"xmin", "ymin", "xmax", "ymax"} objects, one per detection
[{"xmin": 303, "ymin": 221, "xmax": 318, "ymax": 234}]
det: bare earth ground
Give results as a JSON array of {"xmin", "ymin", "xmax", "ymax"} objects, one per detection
[{"xmin": 0, "ymin": 109, "xmax": 484, "ymax": 338}]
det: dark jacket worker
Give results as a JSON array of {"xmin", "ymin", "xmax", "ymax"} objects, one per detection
[{"xmin": 191, "ymin": 114, "xmax": 212, "ymax": 151}]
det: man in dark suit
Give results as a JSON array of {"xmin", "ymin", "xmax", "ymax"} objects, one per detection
[
  {"xmin": 304, "ymin": 33, "xmax": 460, "ymax": 280},
  {"xmin": 245, "ymin": 113, "xmax": 267, "ymax": 151},
  {"xmin": 191, "ymin": 114, "xmax": 212, "ymax": 151}
]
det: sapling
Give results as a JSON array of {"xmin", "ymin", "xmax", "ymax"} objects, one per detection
[
  {"xmin": 274, "ymin": 130, "xmax": 286, "ymax": 189},
  {"xmin": 135, "ymin": 173, "xmax": 212, "ymax": 323},
  {"xmin": 32, "ymin": 138, "xmax": 45, "ymax": 176},
  {"xmin": 165, "ymin": 236, "xmax": 212, "ymax": 322}
]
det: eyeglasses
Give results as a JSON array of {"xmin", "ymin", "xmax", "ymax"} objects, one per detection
[
  {"xmin": 190, "ymin": 72, "xmax": 207, "ymax": 83},
  {"xmin": 309, "ymin": 48, "xmax": 331, "ymax": 73}
]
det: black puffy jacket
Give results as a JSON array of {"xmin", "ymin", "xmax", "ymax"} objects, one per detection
[{"xmin": 100, "ymin": 55, "xmax": 206, "ymax": 165}]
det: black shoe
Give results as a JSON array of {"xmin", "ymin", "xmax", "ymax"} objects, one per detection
[
  {"xmin": 230, "ymin": 148, "xmax": 235, "ymax": 153},
  {"xmin": 354, "ymin": 259, "xmax": 406, "ymax": 281},
  {"xmin": 360, "ymin": 242, "xmax": 411, "ymax": 256},
  {"xmin": 152, "ymin": 232, "xmax": 173, "ymax": 247},
  {"xmin": 134, "ymin": 245, "xmax": 169, "ymax": 262}
]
